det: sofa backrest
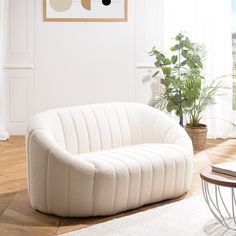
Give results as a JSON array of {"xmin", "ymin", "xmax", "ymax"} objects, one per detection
[{"xmin": 28, "ymin": 103, "xmax": 178, "ymax": 155}]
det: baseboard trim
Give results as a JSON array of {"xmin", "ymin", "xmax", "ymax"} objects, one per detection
[{"xmin": 8, "ymin": 123, "xmax": 27, "ymax": 135}]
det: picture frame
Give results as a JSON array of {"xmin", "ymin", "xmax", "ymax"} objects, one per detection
[{"xmin": 43, "ymin": 0, "xmax": 128, "ymax": 22}]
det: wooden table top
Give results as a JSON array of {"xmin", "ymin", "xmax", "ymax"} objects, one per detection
[{"xmin": 200, "ymin": 168, "xmax": 236, "ymax": 188}]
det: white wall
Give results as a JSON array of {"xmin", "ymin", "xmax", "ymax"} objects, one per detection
[
  {"xmin": 34, "ymin": 0, "xmax": 136, "ymax": 112},
  {"xmin": 6, "ymin": 0, "xmax": 162, "ymax": 134}
]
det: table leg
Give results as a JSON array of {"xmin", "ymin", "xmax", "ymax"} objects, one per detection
[{"xmin": 201, "ymin": 179, "xmax": 236, "ymax": 231}]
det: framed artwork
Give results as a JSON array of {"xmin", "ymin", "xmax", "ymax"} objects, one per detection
[{"xmin": 43, "ymin": 0, "xmax": 128, "ymax": 22}]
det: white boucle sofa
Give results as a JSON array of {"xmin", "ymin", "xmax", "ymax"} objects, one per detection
[{"xmin": 27, "ymin": 103, "xmax": 193, "ymax": 217}]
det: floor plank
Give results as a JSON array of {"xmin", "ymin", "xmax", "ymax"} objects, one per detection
[
  {"xmin": 0, "ymin": 190, "xmax": 60, "ymax": 236},
  {"xmin": 0, "ymin": 193, "xmax": 16, "ymax": 218}
]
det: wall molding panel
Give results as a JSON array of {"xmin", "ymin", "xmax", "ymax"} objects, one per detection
[
  {"xmin": 135, "ymin": 0, "xmax": 162, "ymax": 104},
  {"xmin": 6, "ymin": 0, "xmax": 35, "ymax": 66},
  {"xmin": 4, "ymin": 65, "xmax": 35, "ymax": 70},
  {"xmin": 9, "ymin": 77, "xmax": 28, "ymax": 122},
  {"xmin": 5, "ymin": 0, "xmax": 35, "ymax": 135},
  {"xmin": 135, "ymin": 0, "xmax": 164, "ymax": 66},
  {"xmin": 9, "ymin": 0, "xmax": 28, "ymax": 54},
  {"xmin": 5, "ymin": 70, "xmax": 35, "ymax": 135}
]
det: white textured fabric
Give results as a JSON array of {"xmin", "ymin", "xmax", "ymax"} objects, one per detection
[
  {"xmin": 27, "ymin": 103, "xmax": 193, "ymax": 217},
  {"xmin": 0, "ymin": 0, "xmax": 9, "ymax": 140}
]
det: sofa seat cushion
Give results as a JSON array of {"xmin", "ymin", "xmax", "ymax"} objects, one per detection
[{"xmin": 78, "ymin": 143, "xmax": 192, "ymax": 216}]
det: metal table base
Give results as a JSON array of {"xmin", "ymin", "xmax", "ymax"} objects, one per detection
[{"xmin": 202, "ymin": 179, "xmax": 236, "ymax": 231}]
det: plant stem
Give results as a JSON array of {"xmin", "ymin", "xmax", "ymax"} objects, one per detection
[
  {"xmin": 179, "ymin": 114, "xmax": 184, "ymax": 127},
  {"xmin": 178, "ymin": 43, "xmax": 183, "ymax": 127}
]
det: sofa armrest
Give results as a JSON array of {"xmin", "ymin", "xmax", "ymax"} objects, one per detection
[{"xmin": 27, "ymin": 129, "xmax": 96, "ymax": 216}]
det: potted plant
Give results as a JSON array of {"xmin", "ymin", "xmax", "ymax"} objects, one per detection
[
  {"xmin": 184, "ymin": 79, "xmax": 225, "ymax": 149},
  {"xmin": 149, "ymin": 32, "xmax": 227, "ymax": 150},
  {"xmin": 149, "ymin": 32, "xmax": 205, "ymax": 127}
]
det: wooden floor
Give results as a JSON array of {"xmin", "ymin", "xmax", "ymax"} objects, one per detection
[{"xmin": 0, "ymin": 137, "xmax": 236, "ymax": 235}]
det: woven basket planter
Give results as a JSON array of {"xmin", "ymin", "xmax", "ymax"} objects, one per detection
[{"xmin": 185, "ymin": 124, "xmax": 208, "ymax": 150}]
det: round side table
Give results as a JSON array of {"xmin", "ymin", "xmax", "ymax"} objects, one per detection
[{"xmin": 200, "ymin": 168, "xmax": 236, "ymax": 231}]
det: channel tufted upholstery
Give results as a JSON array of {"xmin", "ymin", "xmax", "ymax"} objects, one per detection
[{"xmin": 27, "ymin": 103, "xmax": 193, "ymax": 217}]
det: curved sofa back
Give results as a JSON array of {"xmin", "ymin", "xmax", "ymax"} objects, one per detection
[{"xmin": 28, "ymin": 103, "xmax": 191, "ymax": 155}]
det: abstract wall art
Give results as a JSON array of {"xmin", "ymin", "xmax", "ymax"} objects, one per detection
[{"xmin": 43, "ymin": 0, "xmax": 128, "ymax": 22}]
